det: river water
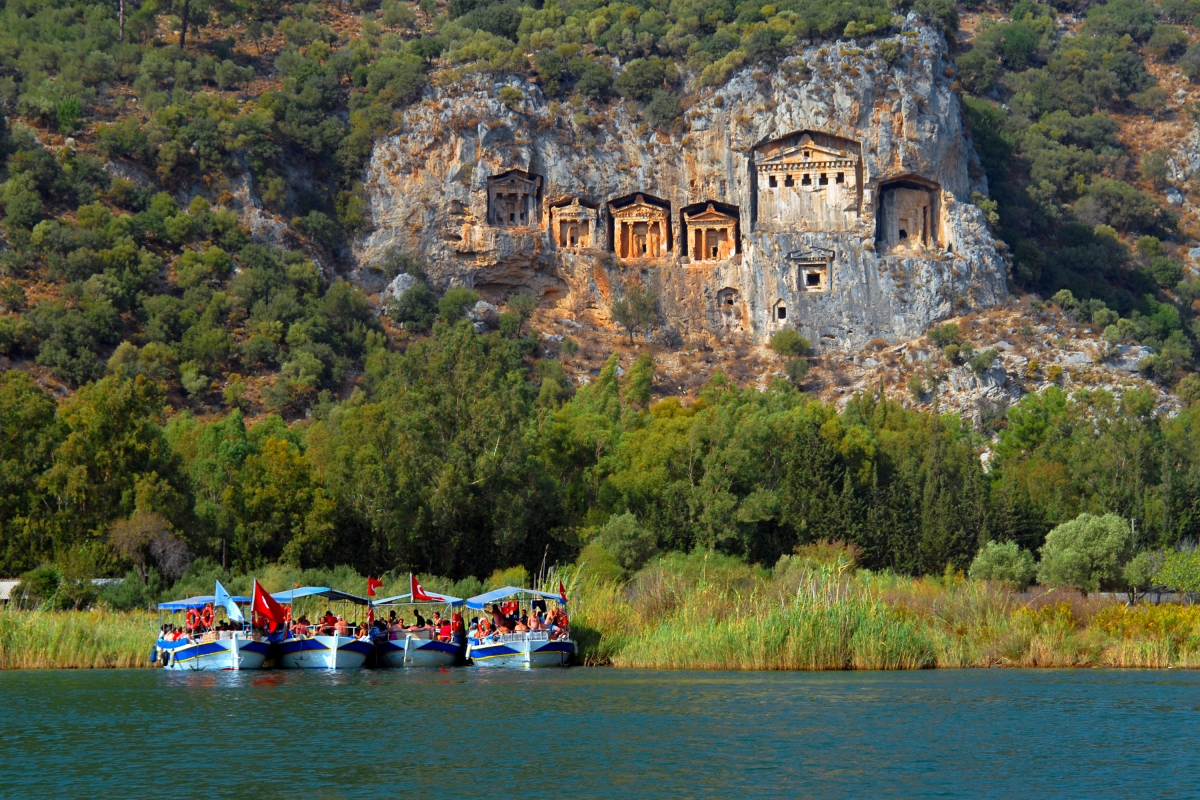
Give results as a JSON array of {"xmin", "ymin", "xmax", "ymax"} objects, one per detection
[{"xmin": 1, "ymin": 667, "xmax": 1197, "ymax": 798}]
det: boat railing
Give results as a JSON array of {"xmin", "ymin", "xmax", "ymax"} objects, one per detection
[{"xmin": 493, "ymin": 631, "xmax": 551, "ymax": 643}]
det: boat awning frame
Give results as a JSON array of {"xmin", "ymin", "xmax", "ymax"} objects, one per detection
[
  {"xmin": 465, "ymin": 586, "xmax": 565, "ymax": 610},
  {"xmin": 371, "ymin": 592, "xmax": 464, "ymax": 608},
  {"xmin": 158, "ymin": 595, "xmax": 250, "ymax": 611},
  {"xmin": 270, "ymin": 587, "xmax": 370, "ymax": 605}
]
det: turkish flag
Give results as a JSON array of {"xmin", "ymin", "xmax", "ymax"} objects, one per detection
[
  {"xmin": 252, "ymin": 580, "xmax": 287, "ymax": 632},
  {"xmin": 411, "ymin": 573, "xmax": 445, "ymax": 603},
  {"xmin": 367, "ymin": 577, "xmax": 383, "ymax": 597},
  {"xmin": 558, "ymin": 578, "xmax": 568, "ymax": 605}
]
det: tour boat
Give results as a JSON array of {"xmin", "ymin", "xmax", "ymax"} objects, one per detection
[
  {"xmin": 465, "ymin": 586, "xmax": 576, "ymax": 668},
  {"xmin": 371, "ymin": 588, "xmax": 467, "ymax": 667},
  {"xmin": 271, "ymin": 587, "xmax": 374, "ymax": 670},
  {"xmin": 153, "ymin": 587, "xmax": 268, "ymax": 671}
]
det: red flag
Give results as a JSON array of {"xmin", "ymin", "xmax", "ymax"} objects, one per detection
[
  {"xmin": 367, "ymin": 577, "xmax": 383, "ymax": 597},
  {"xmin": 411, "ymin": 573, "xmax": 446, "ymax": 603},
  {"xmin": 252, "ymin": 580, "xmax": 287, "ymax": 632},
  {"xmin": 558, "ymin": 578, "xmax": 568, "ymax": 605}
]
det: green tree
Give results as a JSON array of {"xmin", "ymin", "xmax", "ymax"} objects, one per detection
[
  {"xmin": 40, "ymin": 376, "xmax": 187, "ymax": 545},
  {"xmin": 625, "ymin": 352, "xmax": 655, "ymax": 410},
  {"xmin": 439, "ymin": 286, "xmax": 479, "ymax": 324},
  {"xmin": 611, "ymin": 285, "xmax": 658, "ymax": 343},
  {"xmin": 968, "ymin": 540, "xmax": 1036, "ymax": 589},
  {"xmin": 1037, "ymin": 512, "xmax": 1132, "ymax": 592}
]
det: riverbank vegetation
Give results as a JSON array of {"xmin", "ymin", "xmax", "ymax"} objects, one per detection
[{"xmin": 8, "ymin": 547, "xmax": 1200, "ymax": 669}]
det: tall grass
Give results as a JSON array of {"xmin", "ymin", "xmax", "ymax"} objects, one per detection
[
  {"xmin": 7, "ymin": 550, "xmax": 1200, "ymax": 670},
  {"xmin": 0, "ymin": 609, "xmax": 153, "ymax": 669},
  {"xmin": 572, "ymin": 551, "xmax": 1200, "ymax": 671}
]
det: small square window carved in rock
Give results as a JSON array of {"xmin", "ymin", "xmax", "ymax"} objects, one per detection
[
  {"xmin": 801, "ymin": 174, "xmax": 811, "ymax": 186},
  {"xmin": 784, "ymin": 174, "xmax": 794, "ymax": 188},
  {"xmin": 769, "ymin": 175, "xmax": 778, "ymax": 188},
  {"xmin": 819, "ymin": 173, "xmax": 829, "ymax": 186},
  {"xmin": 836, "ymin": 172, "xmax": 845, "ymax": 184}
]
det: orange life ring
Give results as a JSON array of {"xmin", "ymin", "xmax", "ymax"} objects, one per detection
[
  {"xmin": 186, "ymin": 608, "xmax": 201, "ymax": 629},
  {"xmin": 201, "ymin": 605, "xmax": 214, "ymax": 627}
]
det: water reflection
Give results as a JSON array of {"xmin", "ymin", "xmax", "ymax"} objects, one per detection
[{"xmin": 2, "ymin": 668, "xmax": 1198, "ymax": 798}]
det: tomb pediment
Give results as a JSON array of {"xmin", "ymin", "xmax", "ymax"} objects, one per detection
[
  {"xmin": 612, "ymin": 195, "xmax": 669, "ymax": 221},
  {"xmin": 685, "ymin": 204, "xmax": 736, "ymax": 227},
  {"xmin": 758, "ymin": 142, "xmax": 856, "ymax": 168}
]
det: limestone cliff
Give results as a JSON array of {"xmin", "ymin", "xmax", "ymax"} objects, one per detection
[{"xmin": 355, "ymin": 17, "xmax": 1008, "ymax": 350}]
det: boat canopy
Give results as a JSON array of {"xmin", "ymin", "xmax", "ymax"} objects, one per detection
[
  {"xmin": 371, "ymin": 592, "xmax": 464, "ymax": 607},
  {"xmin": 158, "ymin": 594, "xmax": 250, "ymax": 611},
  {"xmin": 270, "ymin": 587, "xmax": 369, "ymax": 605},
  {"xmin": 466, "ymin": 586, "xmax": 566, "ymax": 610}
]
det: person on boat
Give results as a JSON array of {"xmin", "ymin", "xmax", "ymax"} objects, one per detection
[
  {"xmin": 451, "ymin": 613, "xmax": 466, "ymax": 643},
  {"xmin": 437, "ymin": 617, "xmax": 452, "ymax": 642},
  {"xmin": 431, "ymin": 611, "xmax": 443, "ymax": 630},
  {"xmin": 387, "ymin": 610, "xmax": 398, "ymax": 627},
  {"xmin": 486, "ymin": 604, "xmax": 503, "ymax": 631},
  {"xmin": 291, "ymin": 616, "xmax": 309, "ymax": 637},
  {"xmin": 409, "ymin": 609, "xmax": 426, "ymax": 630},
  {"xmin": 528, "ymin": 611, "xmax": 544, "ymax": 632},
  {"xmin": 334, "ymin": 615, "xmax": 350, "ymax": 636},
  {"xmin": 514, "ymin": 611, "xmax": 530, "ymax": 633}
]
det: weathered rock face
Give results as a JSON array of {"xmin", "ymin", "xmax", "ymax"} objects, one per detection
[{"xmin": 355, "ymin": 18, "xmax": 1008, "ymax": 350}]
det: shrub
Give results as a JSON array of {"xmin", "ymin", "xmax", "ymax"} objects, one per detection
[
  {"xmin": 785, "ymin": 356, "xmax": 808, "ymax": 384},
  {"xmin": 438, "ymin": 286, "xmax": 479, "ymax": 323},
  {"xmin": 498, "ymin": 86, "xmax": 523, "ymax": 109},
  {"xmin": 970, "ymin": 348, "xmax": 999, "ymax": 374},
  {"xmin": 1177, "ymin": 372, "xmax": 1200, "ymax": 405},
  {"xmin": 927, "ymin": 322, "xmax": 961, "ymax": 347},
  {"xmin": 644, "ymin": 90, "xmax": 681, "ymax": 128},
  {"xmin": 390, "ymin": 280, "xmax": 438, "ymax": 331},
  {"xmin": 1037, "ymin": 512, "xmax": 1132, "ymax": 593},
  {"xmin": 968, "ymin": 540, "xmax": 1036, "ymax": 589},
  {"xmin": 769, "ymin": 328, "xmax": 812, "ymax": 356}
]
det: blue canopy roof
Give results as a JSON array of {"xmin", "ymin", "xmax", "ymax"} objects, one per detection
[
  {"xmin": 371, "ymin": 592, "xmax": 464, "ymax": 608},
  {"xmin": 270, "ymin": 587, "xmax": 369, "ymax": 605},
  {"xmin": 158, "ymin": 594, "xmax": 250, "ymax": 611},
  {"xmin": 465, "ymin": 586, "xmax": 565, "ymax": 610}
]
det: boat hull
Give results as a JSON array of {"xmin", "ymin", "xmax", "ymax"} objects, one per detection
[
  {"xmin": 376, "ymin": 635, "xmax": 464, "ymax": 667},
  {"xmin": 468, "ymin": 635, "xmax": 574, "ymax": 668},
  {"xmin": 156, "ymin": 638, "xmax": 269, "ymax": 671},
  {"xmin": 277, "ymin": 635, "xmax": 371, "ymax": 669}
]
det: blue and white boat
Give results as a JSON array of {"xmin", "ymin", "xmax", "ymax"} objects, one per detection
[
  {"xmin": 371, "ymin": 591, "xmax": 466, "ymax": 667},
  {"xmin": 272, "ymin": 587, "xmax": 374, "ymax": 670},
  {"xmin": 465, "ymin": 587, "xmax": 576, "ymax": 668},
  {"xmin": 153, "ymin": 584, "xmax": 268, "ymax": 671}
]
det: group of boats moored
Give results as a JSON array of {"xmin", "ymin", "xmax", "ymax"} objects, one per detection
[{"xmin": 152, "ymin": 575, "xmax": 576, "ymax": 671}]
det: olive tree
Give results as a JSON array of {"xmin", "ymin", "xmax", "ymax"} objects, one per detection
[
  {"xmin": 1036, "ymin": 512, "xmax": 1132, "ymax": 593},
  {"xmin": 968, "ymin": 540, "xmax": 1036, "ymax": 589}
]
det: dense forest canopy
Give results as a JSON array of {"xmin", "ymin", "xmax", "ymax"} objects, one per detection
[{"xmin": 3, "ymin": 0, "xmax": 1200, "ymax": 594}]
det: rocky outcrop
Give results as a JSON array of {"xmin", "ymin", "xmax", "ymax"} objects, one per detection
[{"xmin": 354, "ymin": 17, "xmax": 1008, "ymax": 350}]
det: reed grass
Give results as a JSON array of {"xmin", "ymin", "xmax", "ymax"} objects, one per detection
[
  {"xmin": 572, "ymin": 552, "xmax": 1200, "ymax": 671},
  {"xmin": 7, "ymin": 551, "xmax": 1200, "ymax": 670},
  {"xmin": 0, "ymin": 609, "xmax": 154, "ymax": 669}
]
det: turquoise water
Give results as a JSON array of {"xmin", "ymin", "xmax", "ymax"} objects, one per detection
[{"xmin": 2, "ymin": 668, "xmax": 1198, "ymax": 798}]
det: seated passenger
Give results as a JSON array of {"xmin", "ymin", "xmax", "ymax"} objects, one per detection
[
  {"xmin": 410, "ymin": 610, "xmax": 426, "ymax": 630},
  {"xmin": 438, "ymin": 619, "xmax": 452, "ymax": 641},
  {"xmin": 528, "ymin": 612, "xmax": 544, "ymax": 632},
  {"xmin": 321, "ymin": 610, "xmax": 337, "ymax": 633},
  {"xmin": 334, "ymin": 615, "xmax": 350, "ymax": 636},
  {"xmin": 514, "ymin": 612, "xmax": 529, "ymax": 633}
]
